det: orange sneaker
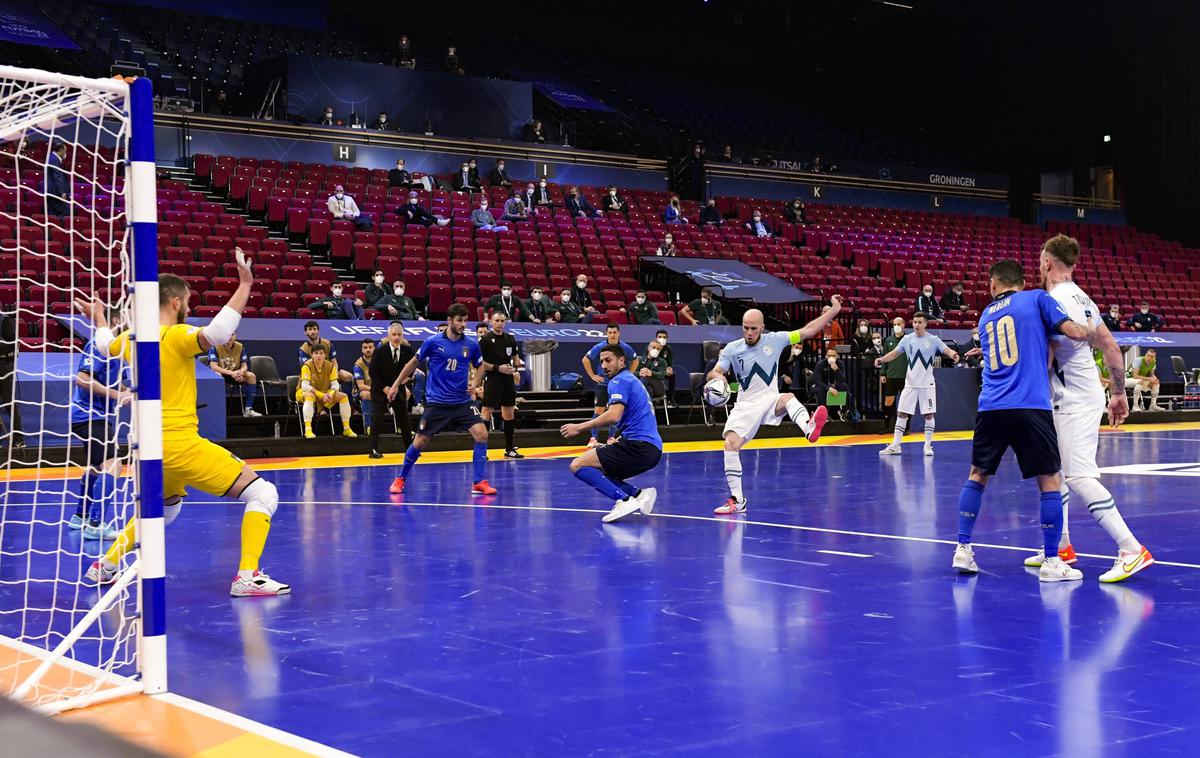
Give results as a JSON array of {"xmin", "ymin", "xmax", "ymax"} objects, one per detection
[
  {"xmin": 389, "ymin": 477, "xmax": 406, "ymax": 494},
  {"xmin": 1099, "ymin": 545, "xmax": 1154, "ymax": 584},
  {"xmin": 472, "ymin": 479, "xmax": 497, "ymax": 496}
]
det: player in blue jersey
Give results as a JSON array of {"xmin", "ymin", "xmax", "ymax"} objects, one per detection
[
  {"xmin": 390, "ymin": 303, "xmax": 498, "ymax": 496},
  {"xmin": 581, "ymin": 323, "xmax": 639, "ymax": 448},
  {"xmin": 706, "ymin": 300, "xmax": 842, "ymax": 515},
  {"xmin": 68, "ymin": 315, "xmax": 131, "ymax": 541},
  {"xmin": 561, "ymin": 344, "xmax": 663, "ymax": 523},
  {"xmin": 874, "ymin": 311, "xmax": 959, "ymax": 456},
  {"xmin": 953, "ymin": 259, "xmax": 1093, "ymax": 582}
]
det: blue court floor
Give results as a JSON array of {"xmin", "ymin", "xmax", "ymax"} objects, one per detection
[{"xmin": 10, "ymin": 427, "xmax": 1200, "ymax": 755}]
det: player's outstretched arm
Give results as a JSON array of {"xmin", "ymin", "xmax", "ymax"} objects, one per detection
[
  {"xmin": 791, "ymin": 295, "xmax": 843, "ymax": 341},
  {"xmin": 561, "ymin": 403, "xmax": 625, "ymax": 438},
  {"xmin": 1090, "ymin": 321, "xmax": 1130, "ymax": 427},
  {"xmin": 875, "ymin": 345, "xmax": 902, "ymax": 367},
  {"xmin": 198, "ymin": 247, "xmax": 252, "ymax": 352}
]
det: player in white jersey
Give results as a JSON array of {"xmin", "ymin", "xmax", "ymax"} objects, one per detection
[
  {"xmin": 874, "ymin": 312, "xmax": 959, "ymax": 456},
  {"xmin": 1026, "ymin": 234, "xmax": 1153, "ymax": 582},
  {"xmin": 705, "ymin": 299, "xmax": 842, "ymax": 514}
]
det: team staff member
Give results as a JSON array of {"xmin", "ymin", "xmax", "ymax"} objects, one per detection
[
  {"xmin": 353, "ymin": 338, "xmax": 375, "ymax": 433},
  {"xmin": 368, "ymin": 321, "xmax": 415, "ymax": 458},
  {"xmin": 880, "ymin": 316, "xmax": 907, "ymax": 433},
  {"xmin": 478, "ymin": 312, "xmax": 524, "ymax": 459}
]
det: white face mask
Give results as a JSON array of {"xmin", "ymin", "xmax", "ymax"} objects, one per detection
[
  {"xmin": 532, "ymin": 292, "xmax": 542, "ymax": 301},
  {"xmin": 923, "ymin": 290, "xmax": 932, "ymax": 297},
  {"xmin": 1141, "ymin": 308, "xmax": 1149, "ymax": 314},
  {"xmin": 827, "ymin": 356, "xmax": 837, "ymax": 364},
  {"xmin": 701, "ymin": 297, "xmax": 710, "ymax": 304},
  {"xmin": 394, "ymin": 287, "xmax": 404, "ymax": 296},
  {"xmin": 648, "ymin": 349, "xmax": 660, "ymax": 358},
  {"xmin": 540, "ymin": 182, "xmax": 547, "ymax": 188},
  {"xmin": 873, "ymin": 339, "xmax": 882, "ymax": 347},
  {"xmin": 636, "ymin": 296, "xmax": 646, "ymax": 304},
  {"xmin": 336, "ymin": 192, "xmax": 344, "ymax": 199},
  {"xmin": 610, "ymin": 191, "xmax": 616, "ymax": 196},
  {"xmin": 859, "ymin": 325, "xmax": 868, "ymax": 334},
  {"xmin": 332, "ymin": 288, "xmax": 343, "ymax": 297},
  {"xmin": 657, "ymin": 336, "xmax": 667, "ymax": 345},
  {"xmin": 561, "ymin": 294, "xmax": 570, "ymax": 303},
  {"xmin": 374, "ymin": 275, "xmax": 384, "ymax": 284},
  {"xmin": 502, "ymin": 289, "xmax": 512, "ymax": 297},
  {"xmin": 480, "ymin": 204, "xmax": 488, "ymax": 210},
  {"xmin": 791, "ymin": 345, "xmax": 802, "ymax": 356},
  {"xmin": 576, "ymin": 281, "xmax": 586, "ymax": 289},
  {"xmin": 894, "ymin": 325, "xmax": 903, "ymax": 335},
  {"xmin": 409, "ymin": 199, "xmax": 417, "ymax": 204}
]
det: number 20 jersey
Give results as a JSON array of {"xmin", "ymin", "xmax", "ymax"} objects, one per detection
[{"xmin": 976, "ymin": 289, "xmax": 1070, "ymax": 412}]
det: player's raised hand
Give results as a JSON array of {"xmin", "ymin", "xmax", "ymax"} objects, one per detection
[
  {"xmin": 829, "ymin": 295, "xmax": 843, "ymax": 314},
  {"xmin": 233, "ymin": 247, "xmax": 253, "ymax": 285},
  {"xmin": 73, "ymin": 295, "xmax": 108, "ymax": 327},
  {"xmin": 1108, "ymin": 391, "xmax": 1130, "ymax": 429}
]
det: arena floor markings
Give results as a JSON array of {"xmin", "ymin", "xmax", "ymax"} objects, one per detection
[{"xmin": 10, "ymin": 423, "xmax": 1200, "ymax": 755}]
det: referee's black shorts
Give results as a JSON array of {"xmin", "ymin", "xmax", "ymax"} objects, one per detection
[
  {"xmin": 971, "ymin": 408, "xmax": 1060, "ymax": 479},
  {"xmin": 482, "ymin": 373, "xmax": 517, "ymax": 408}
]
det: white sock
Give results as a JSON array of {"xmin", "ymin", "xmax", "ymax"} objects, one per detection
[
  {"xmin": 1150, "ymin": 386, "xmax": 1160, "ymax": 406},
  {"xmin": 784, "ymin": 397, "xmax": 811, "ymax": 434},
  {"xmin": 339, "ymin": 399, "xmax": 352, "ymax": 424},
  {"xmin": 302, "ymin": 400, "xmax": 314, "ymax": 423},
  {"xmin": 1132, "ymin": 387, "xmax": 1143, "ymax": 409},
  {"xmin": 892, "ymin": 420, "xmax": 905, "ymax": 447},
  {"xmin": 923, "ymin": 418, "xmax": 935, "ymax": 447},
  {"xmin": 1059, "ymin": 484, "xmax": 1071, "ymax": 549},
  {"xmin": 1073, "ymin": 477, "xmax": 1139, "ymax": 553},
  {"xmin": 723, "ymin": 450, "xmax": 743, "ymax": 502},
  {"xmin": 238, "ymin": 568, "xmax": 255, "ymax": 580}
]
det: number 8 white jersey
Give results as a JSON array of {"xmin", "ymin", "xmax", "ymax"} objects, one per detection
[{"xmin": 1049, "ymin": 281, "xmax": 1106, "ymax": 413}]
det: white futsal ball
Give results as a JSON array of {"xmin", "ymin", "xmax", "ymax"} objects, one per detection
[{"xmin": 704, "ymin": 378, "xmax": 730, "ymax": 407}]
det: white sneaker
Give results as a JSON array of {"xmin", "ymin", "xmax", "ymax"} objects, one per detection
[
  {"xmin": 85, "ymin": 561, "xmax": 117, "ymax": 585},
  {"xmin": 1039, "ymin": 556, "xmax": 1083, "ymax": 583},
  {"xmin": 635, "ymin": 487, "xmax": 658, "ymax": 515},
  {"xmin": 879, "ymin": 444, "xmax": 902, "ymax": 455},
  {"xmin": 1024, "ymin": 549, "xmax": 1046, "ymax": 568},
  {"xmin": 412, "ymin": 404, "xmax": 424, "ymax": 415},
  {"xmin": 82, "ymin": 520, "xmax": 120, "ymax": 541},
  {"xmin": 243, "ymin": 407, "xmax": 263, "ymax": 417},
  {"xmin": 602, "ymin": 496, "xmax": 642, "ymax": 524},
  {"xmin": 68, "ymin": 513, "xmax": 85, "ymax": 530},
  {"xmin": 924, "ymin": 444, "xmax": 934, "ymax": 457},
  {"xmin": 230, "ymin": 570, "xmax": 292, "ymax": 597},
  {"xmin": 952, "ymin": 543, "xmax": 978, "ymax": 573}
]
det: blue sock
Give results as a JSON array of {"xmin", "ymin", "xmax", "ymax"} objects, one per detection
[
  {"xmin": 1040, "ymin": 490, "xmax": 1064, "ymax": 556},
  {"xmin": 76, "ymin": 472, "xmax": 96, "ymax": 518},
  {"xmin": 243, "ymin": 382, "xmax": 258, "ymax": 411},
  {"xmin": 607, "ymin": 425, "xmax": 617, "ymax": 441},
  {"xmin": 575, "ymin": 467, "xmax": 627, "ymax": 501},
  {"xmin": 362, "ymin": 399, "xmax": 373, "ymax": 432},
  {"xmin": 590, "ymin": 411, "xmax": 600, "ymax": 439},
  {"xmin": 400, "ymin": 445, "xmax": 421, "ymax": 479},
  {"xmin": 89, "ymin": 473, "xmax": 115, "ymax": 522},
  {"xmin": 473, "ymin": 441, "xmax": 487, "ymax": 483},
  {"xmin": 957, "ymin": 479, "xmax": 985, "ymax": 544}
]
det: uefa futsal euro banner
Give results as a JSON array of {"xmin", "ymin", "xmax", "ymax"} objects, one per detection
[
  {"xmin": 640, "ymin": 257, "xmax": 815, "ymax": 304},
  {"xmin": 0, "ymin": 4, "xmax": 78, "ymax": 49}
]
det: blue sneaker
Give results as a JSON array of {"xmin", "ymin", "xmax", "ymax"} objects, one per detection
[
  {"xmin": 82, "ymin": 520, "xmax": 119, "ymax": 541},
  {"xmin": 68, "ymin": 513, "xmax": 85, "ymax": 530}
]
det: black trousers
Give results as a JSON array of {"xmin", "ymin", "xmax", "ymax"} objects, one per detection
[
  {"xmin": 369, "ymin": 390, "xmax": 412, "ymax": 451},
  {"xmin": 0, "ymin": 366, "xmax": 21, "ymax": 444}
]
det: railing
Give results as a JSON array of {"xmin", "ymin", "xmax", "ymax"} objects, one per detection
[
  {"xmin": 706, "ymin": 162, "xmax": 1008, "ymax": 201},
  {"xmin": 1033, "ymin": 193, "xmax": 1122, "ymax": 210}
]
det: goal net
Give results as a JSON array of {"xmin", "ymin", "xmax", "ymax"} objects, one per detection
[{"xmin": 0, "ymin": 67, "xmax": 162, "ymax": 714}]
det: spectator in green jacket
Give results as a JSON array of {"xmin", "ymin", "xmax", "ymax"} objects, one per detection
[
  {"xmin": 637, "ymin": 340, "xmax": 669, "ymax": 398},
  {"xmin": 881, "ymin": 316, "xmax": 908, "ymax": 432},
  {"xmin": 624, "ymin": 290, "xmax": 661, "ymax": 325},
  {"xmin": 370, "ymin": 279, "xmax": 422, "ymax": 320},
  {"xmin": 555, "ymin": 288, "xmax": 584, "ymax": 323},
  {"xmin": 655, "ymin": 328, "xmax": 677, "ymax": 404}
]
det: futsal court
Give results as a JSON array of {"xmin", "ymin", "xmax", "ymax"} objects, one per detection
[{"xmin": 3, "ymin": 422, "xmax": 1196, "ymax": 756}]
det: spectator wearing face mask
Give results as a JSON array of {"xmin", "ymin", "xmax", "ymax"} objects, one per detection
[
  {"xmin": 571, "ymin": 275, "xmax": 599, "ymax": 323},
  {"xmin": 397, "ymin": 191, "xmax": 450, "ymax": 227},
  {"xmin": 524, "ymin": 287, "xmax": 556, "ymax": 323},
  {"xmin": 624, "ymin": 290, "xmax": 661, "ymax": 325},
  {"xmin": 453, "ymin": 161, "xmax": 481, "ymax": 193},
  {"xmin": 1128, "ymin": 302, "xmax": 1163, "ymax": 332},
  {"xmin": 467, "ymin": 159, "xmax": 481, "ymax": 187},
  {"xmin": 370, "ymin": 111, "xmax": 391, "ymax": 130},
  {"xmin": 720, "ymin": 144, "xmax": 735, "ymax": 163},
  {"xmin": 637, "ymin": 340, "xmax": 669, "ymax": 399},
  {"xmin": 964, "ymin": 327, "xmax": 982, "ymax": 367},
  {"xmin": 1102, "ymin": 304, "xmax": 1122, "ymax": 332},
  {"xmin": 812, "ymin": 348, "xmax": 850, "ymax": 420},
  {"xmin": 524, "ymin": 119, "xmax": 546, "ymax": 143},
  {"xmin": 388, "ymin": 159, "xmax": 414, "ymax": 189},
  {"xmin": 533, "ymin": 179, "xmax": 555, "ymax": 208},
  {"xmin": 470, "ymin": 199, "xmax": 508, "ymax": 232},
  {"xmin": 654, "ymin": 329, "xmax": 677, "ymax": 402},
  {"xmin": 880, "ymin": 317, "xmax": 907, "ymax": 432},
  {"xmin": 486, "ymin": 283, "xmax": 522, "ymax": 321},
  {"xmin": 699, "ymin": 198, "xmax": 724, "ymax": 226},
  {"xmin": 783, "ymin": 199, "xmax": 808, "ymax": 225},
  {"xmin": 681, "ymin": 287, "xmax": 726, "ymax": 325},
  {"xmin": 746, "ymin": 210, "xmax": 773, "ymax": 238},
  {"xmin": 488, "ymin": 160, "xmax": 513, "ymax": 188},
  {"xmin": 521, "ymin": 182, "xmax": 538, "ymax": 212},
  {"xmin": 602, "ymin": 187, "xmax": 628, "ymax": 218},
  {"xmin": 915, "ymin": 284, "xmax": 944, "ymax": 321},
  {"xmin": 940, "ymin": 281, "xmax": 968, "ymax": 313},
  {"xmin": 850, "ymin": 319, "xmax": 872, "ymax": 355},
  {"xmin": 444, "ymin": 46, "xmax": 463, "ymax": 74},
  {"xmin": 656, "ymin": 233, "xmax": 677, "ymax": 257},
  {"xmin": 663, "ymin": 195, "xmax": 688, "ymax": 224},
  {"xmin": 310, "ymin": 281, "xmax": 365, "ymax": 320},
  {"xmin": 318, "ymin": 106, "xmax": 335, "ymax": 126},
  {"xmin": 556, "ymin": 288, "xmax": 584, "ymax": 323},
  {"xmin": 371, "ymin": 280, "xmax": 422, "ymax": 320},
  {"xmin": 503, "ymin": 190, "xmax": 529, "ymax": 222},
  {"xmin": 327, "ymin": 185, "xmax": 372, "ymax": 231},
  {"xmin": 364, "ymin": 269, "xmax": 390, "ymax": 309},
  {"xmin": 564, "ymin": 186, "xmax": 600, "ymax": 218},
  {"xmin": 780, "ymin": 340, "xmax": 805, "ymax": 394}
]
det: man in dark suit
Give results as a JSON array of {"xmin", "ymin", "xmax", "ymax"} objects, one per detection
[
  {"xmin": 488, "ymin": 160, "xmax": 513, "ymax": 188},
  {"xmin": 368, "ymin": 321, "xmax": 415, "ymax": 458},
  {"xmin": 452, "ymin": 161, "xmax": 480, "ymax": 193},
  {"xmin": 369, "ymin": 111, "xmax": 392, "ymax": 130},
  {"xmin": 45, "ymin": 143, "xmax": 70, "ymax": 217},
  {"xmin": 564, "ymin": 187, "xmax": 599, "ymax": 218},
  {"xmin": 388, "ymin": 159, "xmax": 413, "ymax": 189},
  {"xmin": 397, "ymin": 192, "xmax": 450, "ymax": 227}
]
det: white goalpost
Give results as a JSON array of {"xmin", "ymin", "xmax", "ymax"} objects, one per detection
[{"xmin": 0, "ymin": 66, "xmax": 163, "ymax": 714}]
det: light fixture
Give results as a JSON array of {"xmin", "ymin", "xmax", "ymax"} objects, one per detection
[{"xmin": 1103, "ymin": 135, "xmax": 1112, "ymax": 142}]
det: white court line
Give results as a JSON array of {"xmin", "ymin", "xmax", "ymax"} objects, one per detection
[
  {"xmin": 818, "ymin": 549, "xmax": 873, "ymax": 558},
  {"xmin": 743, "ymin": 553, "xmax": 828, "ymax": 567},
  {"xmin": 744, "ymin": 577, "xmax": 831, "ymax": 593},
  {"xmin": 246, "ymin": 498, "xmax": 1200, "ymax": 571}
]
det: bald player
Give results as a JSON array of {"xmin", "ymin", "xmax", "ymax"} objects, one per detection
[{"xmin": 705, "ymin": 300, "xmax": 843, "ymax": 514}]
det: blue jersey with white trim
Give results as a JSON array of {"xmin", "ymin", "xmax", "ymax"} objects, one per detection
[
  {"xmin": 604, "ymin": 369, "xmax": 663, "ymax": 447},
  {"xmin": 416, "ymin": 333, "xmax": 483, "ymax": 405},
  {"xmin": 977, "ymin": 289, "xmax": 1070, "ymax": 412},
  {"xmin": 71, "ymin": 338, "xmax": 129, "ymax": 424}
]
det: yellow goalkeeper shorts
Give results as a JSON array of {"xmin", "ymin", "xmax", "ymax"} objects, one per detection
[{"xmin": 162, "ymin": 435, "xmax": 246, "ymax": 499}]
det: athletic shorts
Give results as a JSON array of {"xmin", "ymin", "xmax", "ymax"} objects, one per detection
[
  {"xmin": 971, "ymin": 409, "xmax": 1060, "ymax": 479},
  {"xmin": 594, "ymin": 383, "xmax": 609, "ymax": 406},
  {"xmin": 162, "ymin": 434, "xmax": 245, "ymax": 499},
  {"xmin": 883, "ymin": 377, "xmax": 905, "ymax": 398},
  {"xmin": 898, "ymin": 385, "xmax": 936, "ymax": 416},
  {"xmin": 597, "ymin": 439, "xmax": 662, "ymax": 481},
  {"xmin": 417, "ymin": 402, "xmax": 484, "ymax": 437},
  {"xmin": 296, "ymin": 387, "xmax": 343, "ymax": 407},
  {"xmin": 1053, "ymin": 408, "xmax": 1103, "ymax": 479},
  {"xmin": 71, "ymin": 420, "xmax": 118, "ymax": 469},
  {"xmin": 723, "ymin": 391, "xmax": 783, "ymax": 442},
  {"xmin": 483, "ymin": 373, "xmax": 517, "ymax": 408}
]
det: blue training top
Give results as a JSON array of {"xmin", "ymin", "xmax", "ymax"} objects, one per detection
[
  {"xmin": 586, "ymin": 339, "xmax": 637, "ymax": 369},
  {"xmin": 977, "ymin": 289, "xmax": 1070, "ymax": 412},
  {"xmin": 416, "ymin": 333, "xmax": 483, "ymax": 405},
  {"xmin": 604, "ymin": 369, "xmax": 663, "ymax": 447},
  {"xmin": 70, "ymin": 338, "xmax": 129, "ymax": 425}
]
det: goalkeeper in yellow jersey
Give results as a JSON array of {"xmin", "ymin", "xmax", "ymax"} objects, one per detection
[{"xmin": 75, "ymin": 248, "xmax": 289, "ymax": 597}]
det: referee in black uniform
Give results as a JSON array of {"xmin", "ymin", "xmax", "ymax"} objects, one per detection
[
  {"xmin": 367, "ymin": 321, "xmax": 414, "ymax": 458},
  {"xmin": 478, "ymin": 312, "xmax": 524, "ymax": 458}
]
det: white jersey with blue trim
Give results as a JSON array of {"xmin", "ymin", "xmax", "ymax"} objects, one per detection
[
  {"xmin": 897, "ymin": 332, "xmax": 947, "ymax": 388},
  {"xmin": 716, "ymin": 331, "xmax": 792, "ymax": 401},
  {"xmin": 1049, "ymin": 281, "xmax": 1106, "ymax": 413}
]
